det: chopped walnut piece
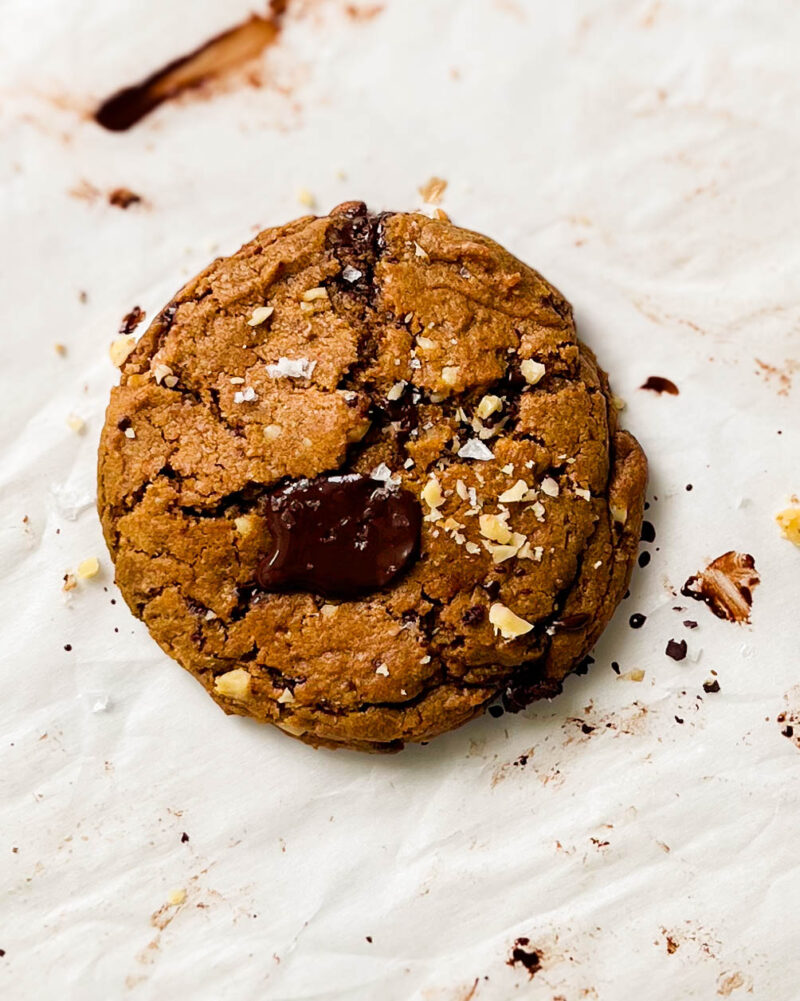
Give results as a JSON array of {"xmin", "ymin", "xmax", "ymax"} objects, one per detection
[
  {"xmin": 520, "ymin": 359, "xmax": 546, "ymax": 385},
  {"xmin": 109, "ymin": 334, "xmax": 136, "ymax": 367},
  {"xmin": 498, "ymin": 480, "xmax": 529, "ymax": 503},
  {"xmin": 489, "ymin": 603, "xmax": 534, "ymax": 639},
  {"xmin": 476, "ymin": 394, "xmax": 503, "ymax": 419},
  {"xmin": 248, "ymin": 305, "xmax": 274, "ymax": 326},
  {"xmin": 422, "ymin": 477, "xmax": 445, "ymax": 509},
  {"xmin": 480, "ymin": 514, "xmax": 513, "ymax": 544},
  {"xmin": 66, "ymin": 414, "xmax": 86, "ymax": 434},
  {"xmin": 214, "ymin": 669, "xmax": 251, "ymax": 700}
]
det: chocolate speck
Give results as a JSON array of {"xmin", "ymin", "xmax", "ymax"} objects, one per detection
[
  {"xmin": 507, "ymin": 939, "xmax": 542, "ymax": 979},
  {"xmin": 703, "ymin": 679, "xmax": 721, "ymax": 693},
  {"xmin": 0, "ymin": 949, "xmax": 5, "ymax": 957},
  {"xmin": 64, "ymin": 644, "xmax": 72, "ymax": 652},
  {"xmin": 686, "ymin": 483, "xmax": 693, "ymax": 491},
  {"xmin": 581, "ymin": 723, "xmax": 595, "ymax": 734},
  {"xmin": 641, "ymin": 520, "xmax": 656, "ymax": 543},
  {"xmin": 611, "ymin": 661, "xmax": 620, "ymax": 674},
  {"xmin": 119, "ymin": 306, "xmax": 145, "ymax": 335},
  {"xmin": 462, "ymin": 605, "xmax": 485, "ymax": 626},
  {"xmin": 108, "ymin": 187, "xmax": 142, "ymax": 209},
  {"xmin": 640, "ymin": 375, "xmax": 679, "ymax": 395},
  {"xmin": 674, "ymin": 716, "xmax": 684, "ymax": 724},
  {"xmin": 180, "ymin": 832, "xmax": 189, "ymax": 843},
  {"xmin": 665, "ymin": 639, "xmax": 687, "ymax": 661},
  {"xmin": 365, "ymin": 935, "xmax": 373, "ymax": 943},
  {"xmin": 488, "ymin": 705, "xmax": 504, "ymax": 718},
  {"xmin": 683, "ymin": 620, "xmax": 698, "ymax": 629},
  {"xmin": 638, "ymin": 551, "xmax": 651, "ymax": 568},
  {"xmin": 629, "ymin": 613, "xmax": 646, "ymax": 629},
  {"xmin": 782, "ymin": 725, "xmax": 794, "ymax": 738},
  {"xmin": 485, "ymin": 580, "xmax": 501, "ymax": 600}
]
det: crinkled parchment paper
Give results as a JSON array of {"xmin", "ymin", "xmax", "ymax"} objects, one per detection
[{"xmin": 1, "ymin": 2, "xmax": 799, "ymax": 998}]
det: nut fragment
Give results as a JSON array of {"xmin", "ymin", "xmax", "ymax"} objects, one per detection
[
  {"xmin": 233, "ymin": 515, "xmax": 253, "ymax": 536},
  {"xmin": 214, "ymin": 669, "xmax": 251, "ymax": 700},
  {"xmin": 247, "ymin": 305, "xmax": 274, "ymax": 326},
  {"xmin": 520, "ymin": 359, "xmax": 546, "ymax": 385},
  {"xmin": 618, "ymin": 669, "xmax": 645, "ymax": 682},
  {"xmin": 776, "ymin": 507, "xmax": 800, "ymax": 546},
  {"xmin": 489, "ymin": 603, "xmax": 534, "ymax": 639},
  {"xmin": 610, "ymin": 503, "xmax": 628, "ymax": 525},
  {"xmin": 422, "ymin": 476, "xmax": 445, "ymax": 509},
  {"xmin": 109, "ymin": 334, "xmax": 136, "ymax": 367},
  {"xmin": 416, "ymin": 336, "xmax": 436, "ymax": 350},
  {"xmin": 414, "ymin": 242, "xmax": 430, "ymax": 261},
  {"xmin": 498, "ymin": 480, "xmax": 529, "ymax": 503},
  {"xmin": 480, "ymin": 514, "xmax": 513, "ymax": 544},
  {"xmin": 297, "ymin": 187, "xmax": 316, "ymax": 208},
  {"xmin": 302, "ymin": 287, "xmax": 329, "ymax": 302},
  {"xmin": 66, "ymin": 414, "xmax": 86, "ymax": 434},
  {"xmin": 387, "ymin": 381, "xmax": 406, "ymax": 401},
  {"xmin": 264, "ymin": 424, "xmax": 282, "ymax": 440},
  {"xmin": 540, "ymin": 477, "xmax": 559, "ymax": 498},
  {"xmin": 476, "ymin": 395, "xmax": 503, "ymax": 420},
  {"xmin": 441, "ymin": 365, "xmax": 460, "ymax": 387},
  {"xmin": 167, "ymin": 889, "xmax": 187, "ymax": 906},
  {"xmin": 77, "ymin": 557, "xmax": 100, "ymax": 579},
  {"xmin": 153, "ymin": 363, "xmax": 173, "ymax": 385},
  {"xmin": 277, "ymin": 688, "xmax": 296, "ymax": 704}
]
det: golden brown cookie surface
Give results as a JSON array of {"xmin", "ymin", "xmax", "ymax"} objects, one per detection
[{"xmin": 98, "ymin": 204, "xmax": 647, "ymax": 751}]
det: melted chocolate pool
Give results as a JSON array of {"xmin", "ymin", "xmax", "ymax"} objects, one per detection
[{"xmin": 256, "ymin": 474, "xmax": 422, "ymax": 598}]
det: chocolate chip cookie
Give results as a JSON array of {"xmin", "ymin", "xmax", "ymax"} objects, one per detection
[{"xmin": 98, "ymin": 203, "xmax": 647, "ymax": 751}]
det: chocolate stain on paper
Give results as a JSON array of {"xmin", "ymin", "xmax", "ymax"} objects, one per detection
[
  {"xmin": 640, "ymin": 375, "xmax": 679, "ymax": 395},
  {"xmin": 506, "ymin": 938, "xmax": 543, "ymax": 979},
  {"xmin": 94, "ymin": 4, "xmax": 288, "ymax": 131},
  {"xmin": 681, "ymin": 552, "xmax": 759, "ymax": 624}
]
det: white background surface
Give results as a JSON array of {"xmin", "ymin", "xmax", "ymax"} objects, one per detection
[{"xmin": 1, "ymin": 1, "xmax": 799, "ymax": 998}]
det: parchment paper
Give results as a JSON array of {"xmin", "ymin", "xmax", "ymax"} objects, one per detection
[{"xmin": 1, "ymin": 2, "xmax": 799, "ymax": 998}]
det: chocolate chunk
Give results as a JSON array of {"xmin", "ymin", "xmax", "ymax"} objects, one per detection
[
  {"xmin": 665, "ymin": 638, "xmax": 687, "ymax": 661},
  {"xmin": 640, "ymin": 376, "xmax": 679, "ymax": 395},
  {"xmin": 256, "ymin": 474, "xmax": 421, "ymax": 599},
  {"xmin": 683, "ymin": 619, "xmax": 698, "ymax": 629},
  {"xmin": 641, "ymin": 520, "xmax": 656, "ymax": 543},
  {"xmin": 462, "ymin": 605, "xmax": 486, "ymax": 626},
  {"xmin": 638, "ymin": 551, "xmax": 651, "ymax": 568},
  {"xmin": 702, "ymin": 679, "xmax": 721, "ymax": 693},
  {"xmin": 629, "ymin": 613, "xmax": 646, "ymax": 629}
]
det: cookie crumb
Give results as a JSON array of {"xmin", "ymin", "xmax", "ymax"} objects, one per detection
[
  {"xmin": 63, "ymin": 573, "xmax": 77, "ymax": 592},
  {"xmin": 418, "ymin": 176, "xmax": 447, "ymax": 204},
  {"xmin": 66, "ymin": 414, "xmax": 86, "ymax": 434},
  {"xmin": 703, "ymin": 679, "xmax": 721, "ymax": 693},
  {"xmin": 54, "ymin": 342, "xmax": 67, "ymax": 356},
  {"xmin": 167, "ymin": 888, "xmax": 187, "ymax": 906},
  {"xmin": 618, "ymin": 668, "xmax": 645, "ymax": 682}
]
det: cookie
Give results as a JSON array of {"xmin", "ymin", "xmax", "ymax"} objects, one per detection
[{"xmin": 98, "ymin": 203, "xmax": 647, "ymax": 751}]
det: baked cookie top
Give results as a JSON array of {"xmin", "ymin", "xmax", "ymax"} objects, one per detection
[{"xmin": 98, "ymin": 203, "xmax": 647, "ymax": 751}]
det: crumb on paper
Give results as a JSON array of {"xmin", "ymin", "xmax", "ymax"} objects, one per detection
[
  {"xmin": 618, "ymin": 668, "xmax": 645, "ymax": 682},
  {"xmin": 776, "ymin": 506, "xmax": 800, "ymax": 546},
  {"xmin": 63, "ymin": 573, "xmax": 77, "ymax": 592},
  {"xmin": 77, "ymin": 557, "xmax": 100, "ymax": 579},
  {"xmin": 506, "ymin": 938, "xmax": 543, "ymax": 979},
  {"xmin": 54, "ymin": 342, "xmax": 67, "ymax": 356},
  {"xmin": 418, "ymin": 176, "xmax": 448, "ymax": 204},
  {"xmin": 167, "ymin": 888, "xmax": 187, "ymax": 907},
  {"xmin": 66, "ymin": 414, "xmax": 85, "ymax": 434},
  {"xmin": 108, "ymin": 187, "xmax": 142, "ymax": 209},
  {"xmin": 297, "ymin": 187, "xmax": 316, "ymax": 208}
]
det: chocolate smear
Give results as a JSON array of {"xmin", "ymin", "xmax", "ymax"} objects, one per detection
[
  {"xmin": 94, "ymin": 6, "xmax": 287, "ymax": 132},
  {"xmin": 681, "ymin": 551, "xmax": 759, "ymax": 624},
  {"xmin": 256, "ymin": 474, "xmax": 421, "ymax": 598},
  {"xmin": 640, "ymin": 376, "xmax": 679, "ymax": 395},
  {"xmin": 506, "ymin": 938, "xmax": 543, "ymax": 979}
]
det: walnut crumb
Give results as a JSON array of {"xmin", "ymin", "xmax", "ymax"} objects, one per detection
[
  {"xmin": 77, "ymin": 557, "xmax": 100, "ymax": 579},
  {"xmin": 776, "ymin": 507, "xmax": 800, "ymax": 546},
  {"xmin": 66, "ymin": 414, "xmax": 85, "ymax": 434},
  {"xmin": 618, "ymin": 669, "xmax": 645, "ymax": 682},
  {"xmin": 520, "ymin": 359, "xmax": 546, "ymax": 385}
]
